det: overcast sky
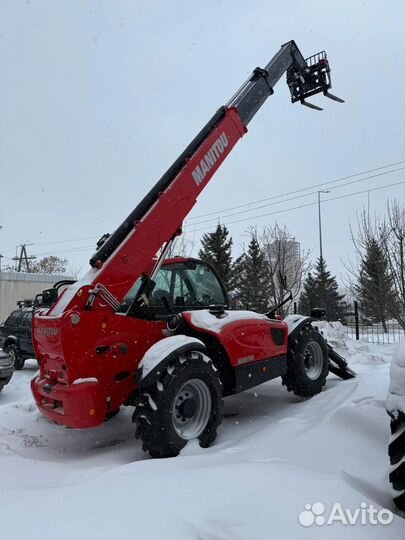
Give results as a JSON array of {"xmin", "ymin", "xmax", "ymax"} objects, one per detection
[{"xmin": 0, "ymin": 0, "xmax": 404, "ymax": 283}]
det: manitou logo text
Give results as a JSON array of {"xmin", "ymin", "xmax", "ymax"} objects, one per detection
[
  {"xmin": 36, "ymin": 327, "xmax": 59, "ymax": 337},
  {"xmin": 192, "ymin": 132, "xmax": 229, "ymax": 186}
]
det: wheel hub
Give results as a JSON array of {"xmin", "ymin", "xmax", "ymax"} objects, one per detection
[
  {"xmin": 172, "ymin": 379, "xmax": 211, "ymax": 440},
  {"xmin": 176, "ymin": 396, "xmax": 197, "ymax": 419},
  {"xmin": 303, "ymin": 341, "xmax": 324, "ymax": 380}
]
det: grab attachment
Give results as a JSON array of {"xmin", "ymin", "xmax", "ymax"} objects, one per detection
[{"xmin": 286, "ymin": 51, "xmax": 345, "ymax": 111}]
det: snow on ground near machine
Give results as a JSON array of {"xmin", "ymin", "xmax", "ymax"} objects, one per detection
[{"xmin": 0, "ymin": 326, "xmax": 403, "ymax": 540}]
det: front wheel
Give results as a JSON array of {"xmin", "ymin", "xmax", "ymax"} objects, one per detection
[
  {"xmin": 282, "ymin": 326, "xmax": 329, "ymax": 398},
  {"xmin": 5, "ymin": 344, "xmax": 24, "ymax": 370},
  {"xmin": 133, "ymin": 351, "xmax": 223, "ymax": 458}
]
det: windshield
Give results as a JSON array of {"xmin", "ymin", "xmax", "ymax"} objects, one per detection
[{"xmin": 121, "ymin": 261, "xmax": 227, "ymax": 314}]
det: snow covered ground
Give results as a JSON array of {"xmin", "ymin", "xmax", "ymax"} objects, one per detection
[{"xmin": 0, "ymin": 328, "xmax": 404, "ymax": 540}]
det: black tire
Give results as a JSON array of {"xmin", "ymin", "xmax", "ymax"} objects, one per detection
[
  {"xmin": 282, "ymin": 326, "xmax": 329, "ymax": 398},
  {"xmin": 5, "ymin": 344, "xmax": 24, "ymax": 370},
  {"xmin": 388, "ymin": 412, "xmax": 405, "ymax": 512},
  {"xmin": 0, "ymin": 385, "xmax": 4, "ymax": 393},
  {"xmin": 133, "ymin": 351, "xmax": 223, "ymax": 458}
]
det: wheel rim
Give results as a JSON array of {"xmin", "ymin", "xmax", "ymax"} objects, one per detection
[
  {"xmin": 303, "ymin": 342, "xmax": 324, "ymax": 380},
  {"xmin": 171, "ymin": 379, "xmax": 212, "ymax": 440}
]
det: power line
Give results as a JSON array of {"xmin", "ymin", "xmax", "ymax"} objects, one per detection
[
  {"xmin": 186, "ymin": 160, "xmax": 405, "ymax": 221},
  {"xmin": 33, "ymin": 180, "xmax": 405, "ymax": 256},
  {"xmin": 1, "ymin": 236, "xmax": 100, "ymax": 253},
  {"xmin": 32, "ymin": 245, "xmax": 96, "ymax": 258},
  {"xmin": 8, "ymin": 160, "xmax": 403, "ymax": 252},
  {"xmin": 187, "ymin": 167, "xmax": 405, "ymax": 227},
  {"xmin": 4, "ymin": 160, "xmax": 404, "ymax": 257},
  {"xmin": 31, "ymin": 235, "xmax": 100, "ymax": 247},
  {"xmin": 186, "ymin": 180, "xmax": 405, "ymax": 233}
]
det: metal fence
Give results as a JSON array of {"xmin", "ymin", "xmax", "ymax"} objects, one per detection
[
  {"xmin": 339, "ymin": 301, "xmax": 404, "ymax": 345},
  {"xmin": 291, "ymin": 300, "xmax": 405, "ymax": 345}
]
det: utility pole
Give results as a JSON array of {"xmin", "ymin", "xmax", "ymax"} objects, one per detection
[
  {"xmin": 12, "ymin": 244, "xmax": 36, "ymax": 272},
  {"xmin": 317, "ymin": 190, "xmax": 330, "ymax": 261}
]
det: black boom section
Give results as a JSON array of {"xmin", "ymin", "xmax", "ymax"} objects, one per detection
[
  {"xmin": 229, "ymin": 40, "xmax": 307, "ymax": 125},
  {"xmin": 90, "ymin": 107, "xmax": 226, "ymax": 268}
]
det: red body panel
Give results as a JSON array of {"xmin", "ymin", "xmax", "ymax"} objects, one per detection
[
  {"xmin": 183, "ymin": 312, "xmax": 288, "ymax": 366},
  {"xmin": 32, "ymin": 308, "xmax": 167, "ymax": 427}
]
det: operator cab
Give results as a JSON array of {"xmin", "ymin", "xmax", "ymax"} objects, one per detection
[{"xmin": 121, "ymin": 258, "xmax": 228, "ymax": 318}]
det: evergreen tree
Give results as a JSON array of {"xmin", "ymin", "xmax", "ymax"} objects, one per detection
[
  {"xmin": 198, "ymin": 224, "xmax": 233, "ymax": 290},
  {"xmin": 233, "ymin": 236, "xmax": 270, "ymax": 312},
  {"xmin": 355, "ymin": 238, "xmax": 394, "ymax": 331},
  {"xmin": 299, "ymin": 257, "xmax": 344, "ymax": 320},
  {"xmin": 298, "ymin": 272, "xmax": 316, "ymax": 315}
]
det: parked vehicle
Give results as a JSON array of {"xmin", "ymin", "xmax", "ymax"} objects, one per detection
[{"xmin": 0, "ymin": 308, "xmax": 36, "ymax": 370}]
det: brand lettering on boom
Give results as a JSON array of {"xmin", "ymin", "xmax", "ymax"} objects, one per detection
[{"xmin": 192, "ymin": 132, "xmax": 229, "ymax": 186}]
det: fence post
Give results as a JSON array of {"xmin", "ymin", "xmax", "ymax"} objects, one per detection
[
  {"xmin": 294, "ymin": 302, "xmax": 297, "ymax": 314},
  {"xmin": 354, "ymin": 301, "xmax": 360, "ymax": 340}
]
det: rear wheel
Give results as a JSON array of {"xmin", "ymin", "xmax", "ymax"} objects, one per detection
[
  {"xmin": 388, "ymin": 412, "xmax": 405, "ymax": 511},
  {"xmin": 5, "ymin": 344, "xmax": 24, "ymax": 370},
  {"xmin": 282, "ymin": 326, "xmax": 328, "ymax": 398},
  {"xmin": 133, "ymin": 351, "xmax": 223, "ymax": 458}
]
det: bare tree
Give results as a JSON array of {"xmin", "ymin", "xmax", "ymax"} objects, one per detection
[
  {"xmin": 382, "ymin": 200, "xmax": 405, "ymax": 329},
  {"xmin": 165, "ymin": 232, "xmax": 195, "ymax": 258},
  {"xmin": 258, "ymin": 223, "xmax": 310, "ymax": 316},
  {"xmin": 2, "ymin": 255, "xmax": 69, "ymax": 275},
  {"xmin": 30, "ymin": 256, "xmax": 68, "ymax": 274}
]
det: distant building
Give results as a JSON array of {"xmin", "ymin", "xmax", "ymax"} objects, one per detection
[{"xmin": 0, "ymin": 272, "xmax": 72, "ymax": 321}]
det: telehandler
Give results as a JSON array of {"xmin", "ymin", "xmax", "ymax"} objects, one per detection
[{"xmin": 32, "ymin": 40, "xmax": 352, "ymax": 458}]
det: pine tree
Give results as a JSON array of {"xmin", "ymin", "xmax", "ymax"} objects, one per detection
[
  {"xmin": 298, "ymin": 272, "xmax": 317, "ymax": 315},
  {"xmin": 355, "ymin": 238, "xmax": 394, "ymax": 331},
  {"xmin": 299, "ymin": 257, "xmax": 344, "ymax": 320},
  {"xmin": 198, "ymin": 224, "xmax": 233, "ymax": 290},
  {"xmin": 233, "ymin": 236, "xmax": 270, "ymax": 312}
]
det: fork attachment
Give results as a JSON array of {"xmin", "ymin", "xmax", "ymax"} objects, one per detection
[{"xmin": 286, "ymin": 51, "xmax": 345, "ymax": 110}]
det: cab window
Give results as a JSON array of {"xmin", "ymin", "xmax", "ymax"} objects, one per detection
[
  {"xmin": 149, "ymin": 262, "xmax": 227, "ymax": 310},
  {"xmin": 122, "ymin": 261, "xmax": 227, "ymax": 317}
]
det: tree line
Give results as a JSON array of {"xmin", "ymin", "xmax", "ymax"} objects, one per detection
[
  {"xmin": 4, "ymin": 199, "xmax": 403, "ymax": 330},
  {"xmin": 194, "ymin": 198, "xmax": 405, "ymax": 331},
  {"xmin": 196, "ymin": 222, "xmax": 343, "ymax": 318}
]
